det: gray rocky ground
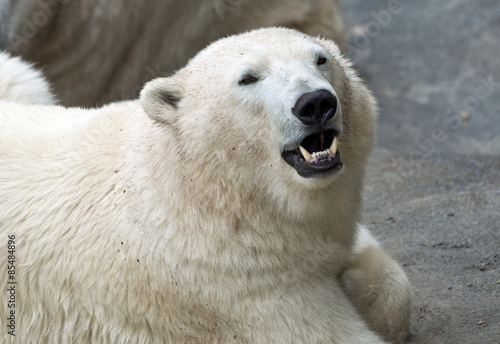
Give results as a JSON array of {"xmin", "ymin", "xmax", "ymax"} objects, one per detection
[{"xmin": 341, "ymin": 1, "xmax": 500, "ymax": 343}]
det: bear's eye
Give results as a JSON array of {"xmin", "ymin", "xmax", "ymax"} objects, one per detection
[
  {"xmin": 239, "ymin": 75, "xmax": 259, "ymax": 86},
  {"xmin": 317, "ymin": 56, "xmax": 327, "ymax": 66}
]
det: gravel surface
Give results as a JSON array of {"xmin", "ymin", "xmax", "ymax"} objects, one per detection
[{"xmin": 364, "ymin": 150, "xmax": 499, "ymax": 344}]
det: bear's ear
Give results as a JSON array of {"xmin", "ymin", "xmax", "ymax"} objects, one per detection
[{"xmin": 140, "ymin": 77, "xmax": 183, "ymax": 125}]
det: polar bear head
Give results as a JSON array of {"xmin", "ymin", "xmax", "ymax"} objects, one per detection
[{"xmin": 141, "ymin": 28, "xmax": 376, "ymax": 217}]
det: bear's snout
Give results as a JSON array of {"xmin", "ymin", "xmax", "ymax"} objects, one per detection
[{"xmin": 292, "ymin": 89, "xmax": 338, "ymax": 127}]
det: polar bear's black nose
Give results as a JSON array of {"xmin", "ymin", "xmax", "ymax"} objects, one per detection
[{"xmin": 292, "ymin": 89, "xmax": 338, "ymax": 126}]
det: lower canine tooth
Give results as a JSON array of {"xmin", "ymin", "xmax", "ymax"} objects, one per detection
[
  {"xmin": 330, "ymin": 137, "xmax": 338, "ymax": 154},
  {"xmin": 299, "ymin": 145, "xmax": 311, "ymax": 163}
]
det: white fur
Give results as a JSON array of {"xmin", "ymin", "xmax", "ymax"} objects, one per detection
[
  {"xmin": 0, "ymin": 28, "xmax": 410, "ymax": 343},
  {"xmin": 341, "ymin": 225, "xmax": 412, "ymax": 343},
  {"xmin": 4, "ymin": 0, "xmax": 345, "ymax": 106},
  {"xmin": 0, "ymin": 51, "xmax": 54, "ymax": 104}
]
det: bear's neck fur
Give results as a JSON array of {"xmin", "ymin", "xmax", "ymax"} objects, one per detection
[{"xmin": 123, "ymin": 110, "xmax": 366, "ymax": 298}]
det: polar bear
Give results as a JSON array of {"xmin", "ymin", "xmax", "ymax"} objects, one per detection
[
  {"xmin": 0, "ymin": 51, "xmax": 54, "ymax": 104},
  {"xmin": 0, "ymin": 28, "xmax": 410, "ymax": 344},
  {"xmin": 3, "ymin": 0, "xmax": 345, "ymax": 106}
]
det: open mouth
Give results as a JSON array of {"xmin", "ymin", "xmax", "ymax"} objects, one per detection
[{"xmin": 282, "ymin": 129, "xmax": 343, "ymax": 178}]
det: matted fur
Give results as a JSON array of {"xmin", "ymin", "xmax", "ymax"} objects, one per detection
[{"xmin": 0, "ymin": 28, "xmax": 410, "ymax": 343}]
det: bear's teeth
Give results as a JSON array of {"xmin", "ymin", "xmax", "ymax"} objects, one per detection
[
  {"xmin": 330, "ymin": 137, "xmax": 338, "ymax": 154},
  {"xmin": 299, "ymin": 145, "xmax": 311, "ymax": 163},
  {"xmin": 301, "ymin": 138, "xmax": 338, "ymax": 163}
]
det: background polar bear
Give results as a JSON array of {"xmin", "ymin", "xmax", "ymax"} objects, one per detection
[
  {"xmin": 0, "ymin": 51, "xmax": 54, "ymax": 104},
  {"xmin": 2, "ymin": 0, "xmax": 345, "ymax": 107},
  {"xmin": 0, "ymin": 28, "xmax": 410, "ymax": 343}
]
